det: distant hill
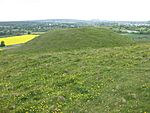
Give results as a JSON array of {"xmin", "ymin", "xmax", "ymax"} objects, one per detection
[
  {"xmin": 35, "ymin": 19, "xmax": 87, "ymax": 23},
  {"xmin": 10, "ymin": 27, "xmax": 132, "ymax": 53}
]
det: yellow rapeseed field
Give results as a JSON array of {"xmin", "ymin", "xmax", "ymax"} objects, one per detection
[{"xmin": 0, "ymin": 35, "xmax": 39, "ymax": 46}]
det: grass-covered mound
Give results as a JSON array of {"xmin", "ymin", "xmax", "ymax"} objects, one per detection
[
  {"xmin": 0, "ymin": 43, "xmax": 150, "ymax": 113},
  {"xmin": 0, "ymin": 27, "xmax": 149, "ymax": 113},
  {"xmin": 10, "ymin": 27, "xmax": 132, "ymax": 53}
]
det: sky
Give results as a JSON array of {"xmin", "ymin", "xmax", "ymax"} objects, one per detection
[{"xmin": 0, "ymin": 0, "xmax": 150, "ymax": 21}]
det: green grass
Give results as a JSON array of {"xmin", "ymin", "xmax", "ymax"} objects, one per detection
[
  {"xmin": 121, "ymin": 33, "xmax": 150, "ymax": 43},
  {"xmin": 7, "ymin": 27, "xmax": 132, "ymax": 54},
  {"xmin": 0, "ymin": 27, "xmax": 150, "ymax": 113}
]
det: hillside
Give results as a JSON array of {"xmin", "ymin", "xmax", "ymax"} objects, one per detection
[
  {"xmin": 7, "ymin": 27, "xmax": 132, "ymax": 53},
  {"xmin": 0, "ymin": 27, "xmax": 149, "ymax": 113}
]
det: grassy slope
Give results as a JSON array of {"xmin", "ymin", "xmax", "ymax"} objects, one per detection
[
  {"xmin": 122, "ymin": 33, "xmax": 150, "ymax": 43},
  {"xmin": 0, "ymin": 27, "xmax": 150, "ymax": 113},
  {"xmin": 7, "ymin": 27, "xmax": 132, "ymax": 53}
]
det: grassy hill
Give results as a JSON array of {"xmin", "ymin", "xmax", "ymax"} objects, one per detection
[
  {"xmin": 0, "ymin": 27, "xmax": 149, "ymax": 113},
  {"xmin": 7, "ymin": 27, "xmax": 132, "ymax": 53}
]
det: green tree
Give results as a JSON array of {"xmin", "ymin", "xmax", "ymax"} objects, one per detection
[
  {"xmin": 0, "ymin": 41, "xmax": 5, "ymax": 47},
  {"xmin": 28, "ymin": 31, "xmax": 31, "ymax": 34}
]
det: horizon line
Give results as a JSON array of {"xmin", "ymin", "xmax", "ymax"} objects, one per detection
[{"xmin": 0, "ymin": 18, "xmax": 149, "ymax": 22}]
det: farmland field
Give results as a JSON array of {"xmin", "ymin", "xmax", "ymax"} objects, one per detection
[
  {"xmin": 121, "ymin": 33, "xmax": 150, "ymax": 42},
  {"xmin": 0, "ymin": 35, "xmax": 39, "ymax": 46}
]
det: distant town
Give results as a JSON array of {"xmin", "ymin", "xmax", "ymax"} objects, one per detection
[{"xmin": 0, "ymin": 19, "xmax": 150, "ymax": 37}]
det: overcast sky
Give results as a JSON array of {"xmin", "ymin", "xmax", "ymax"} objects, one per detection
[{"xmin": 0, "ymin": 0, "xmax": 150, "ymax": 21}]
